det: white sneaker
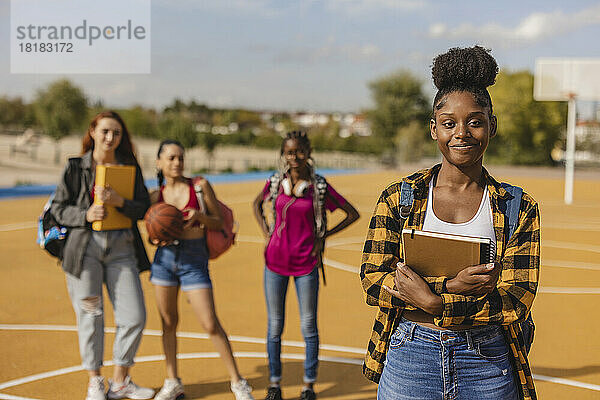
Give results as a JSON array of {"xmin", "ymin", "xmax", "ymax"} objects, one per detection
[
  {"xmin": 154, "ymin": 378, "xmax": 184, "ymax": 400},
  {"xmin": 86, "ymin": 376, "xmax": 106, "ymax": 400},
  {"xmin": 230, "ymin": 378, "xmax": 254, "ymax": 400},
  {"xmin": 107, "ymin": 376, "xmax": 155, "ymax": 400}
]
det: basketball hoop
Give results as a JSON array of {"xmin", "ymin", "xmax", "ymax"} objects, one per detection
[{"xmin": 534, "ymin": 58, "xmax": 600, "ymax": 205}]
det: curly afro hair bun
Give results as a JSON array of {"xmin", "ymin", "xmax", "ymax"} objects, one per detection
[{"xmin": 432, "ymin": 45, "xmax": 498, "ymax": 91}]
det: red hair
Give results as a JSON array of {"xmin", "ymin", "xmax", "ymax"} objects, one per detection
[{"xmin": 82, "ymin": 111, "xmax": 138, "ymax": 165}]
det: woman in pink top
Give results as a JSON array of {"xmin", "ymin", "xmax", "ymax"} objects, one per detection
[{"xmin": 253, "ymin": 131, "xmax": 359, "ymax": 400}]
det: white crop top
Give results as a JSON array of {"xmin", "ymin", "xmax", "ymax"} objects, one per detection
[{"xmin": 422, "ymin": 178, "xmax": 497, "ymax": 259}]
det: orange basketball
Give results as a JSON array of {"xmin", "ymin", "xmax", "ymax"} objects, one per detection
[{"xmin": 144, "ymin": 203, "xmax": 184, "ymax": 243}]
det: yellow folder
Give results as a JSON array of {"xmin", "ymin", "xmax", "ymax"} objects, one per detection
[{"xmin": 92, "ymin": 165, "xmax": 136, "ymax": 231}]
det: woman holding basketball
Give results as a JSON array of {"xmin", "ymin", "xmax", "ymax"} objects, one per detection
[
  {"xmin": 361, "ymin": 46, "xmax": 540, "ymax": 399},
  {"xmin": 51, "ymin": 111, "xmax": 154, "ymax": 400},
  {"xmin": 253, "ymin": 131, "xmax": 359, "ymax": 400},
  {"xmin": 150, "ymin": 139, "xmax": 254, "ymax": 400}
]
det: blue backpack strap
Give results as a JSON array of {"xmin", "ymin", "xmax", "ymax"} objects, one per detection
[
  {"xmin": 500, "ymin": 183, "xmax": 534, "ymax": 353},
  {"xmin": 501, "ymin": 183, "xmax": 523, "ymax": 240},
  {"xmin": 399, "ymin": 180, "xmax": 414, "ymax": 219}
]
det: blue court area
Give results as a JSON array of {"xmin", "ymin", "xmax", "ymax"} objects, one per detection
[{"xmin": 0, "ymin": 169, "xmax": 360, "ymax": 200}]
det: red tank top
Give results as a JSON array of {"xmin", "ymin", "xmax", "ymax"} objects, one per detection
[{"xmin": 157, "ymin": 179, "xmax": 201, "ymax": 226}]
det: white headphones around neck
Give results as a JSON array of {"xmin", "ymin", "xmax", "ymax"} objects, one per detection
[{"xmin": 281, "ymin": 178, "xmax": 310, "ymax": 197}]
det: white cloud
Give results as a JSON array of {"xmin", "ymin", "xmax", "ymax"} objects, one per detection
[
  {"xmin": 153, "ymin": 0, "xmax": 281, "ymax": 18},
  {"xmin": 428, "ymin": 4, "xmax": 600, "ymax": 46},
  {"xmin": 154, "ymin": 0, "xmax": 425, "ymax": 18},
  {"xmin": 270, "ymin": 39, "xmax": 382, "ymax": 65},
  {"xmin": 325, "ymin": 0, "xmax": 426, "ymax": 16}
]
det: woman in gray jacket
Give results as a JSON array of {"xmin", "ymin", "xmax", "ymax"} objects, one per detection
[{"xmin": 51, "ymin": 111, "xmax": 154, "ymax": 400}]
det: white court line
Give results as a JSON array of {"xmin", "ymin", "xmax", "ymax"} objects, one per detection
[
  {"xmin": 319, "ymin": 255, "xmax": 600, "ymax": 296},
  {"xmin": 325, "ymin": 237, "xmax": 365, "ymax": 247},
  {"xmin": 323, "ymin": 257, "xmax": 359, "ymax": 273},
  {"xmin": 0, "ymin": 325, "xmax": 597, "ymax": 396},
  {"xmin": 235, "ymin": 236, "xmax": 600, "ymax": 293},
  {"xmin": 0, "ymin": 222, "xmax": 36, "ymax": 232},
  {"xmin": 537, "ymin": 287, "xmax": 600, "ymax": 294},
  {"xmin": 541, "ymin": 201, "xmax": 600, "ymax": 208},
  {"xmin": 236, "ymin": 235, "xmax": 266, "ymax": 244},
  {"xmin": 0, "ymin": 325, "xmax": 365, "ymax": 355},
  {"xmin": 0, "ymin": 351, "xmax": 361, "ymax": 394},
  {"xmin": 543, "ymin": 240, "xmax": 600, "ymax": 254},
  {"xmin": 0, "ymin": 394, "xmax": 41, "ymax": 400},
  {"xmin": 543, "ymin": 223, "xmax": 600, "ymax": 232},
  {"xmin": 542, "ymin": 260, "xmax": 600, "ymax": 271},
  {"xmin": 233, "ymin": 235, "xmax": 600, "ymax": 257},
  {"xmin": 533, "ymin": 374, "xmax": 600, "ymax": 392}
]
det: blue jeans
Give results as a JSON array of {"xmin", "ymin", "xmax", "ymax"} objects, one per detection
[
  {"xmin": 378, "ymin": 318, "xmax": 518, "ymax": 400},
  {"xmin": 264, "ymin": 266, "xmax": 319, "ymax": 383},
  {"xmin": 66, "ymin": 229, "xmax": 146, "ymax": 371},
  {"xmin": 151, "ymin": 238, "xmax": 212, "ymax": 291}
]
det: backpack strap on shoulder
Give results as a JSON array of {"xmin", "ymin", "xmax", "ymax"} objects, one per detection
[
  {"xmin": 399, "ymin": 180, "xmax": 414, "ymax": 220},
  {"xmin": 314, "ymin": 174, "xmax": 328, "ymax": 239},
  {"xmin": 313, "ymin": 173, "xmax": 328, "ymax": 285},
  {"xmin": 192, "ymin": 177, "xmax": 207, "ymax": 214},
  {"xmin": 500, "ymin": 182, "xmax": 534, "ymax": 351},
  {"xmin": 268, "ymin": 172, "xmax": 283, "ymax": 235},
  {"xmin": 500, "ymin": 183, "xmax": 523, "ymax": 240}
]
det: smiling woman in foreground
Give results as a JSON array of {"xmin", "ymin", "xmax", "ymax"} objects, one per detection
[{"xmin": 360, "ymin": 46, "xmax": 540, "ymax": 400}]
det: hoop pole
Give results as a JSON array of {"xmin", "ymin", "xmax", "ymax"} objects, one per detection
[{"xmin": 564, "ymin": 96, "xmax": 576, "ymax": 205}]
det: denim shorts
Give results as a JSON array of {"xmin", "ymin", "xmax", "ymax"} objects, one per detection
[
  {"xmin": 378, "ymin": 317, "xmax": 518, "ymax": 400},
  {"xmin": 150, "ymin": 238, "xmax": 212, "ymax": 291}
]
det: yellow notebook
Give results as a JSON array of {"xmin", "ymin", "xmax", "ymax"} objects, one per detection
[
  {"xmin": 92, "ymin": 165, "xmax": 136, "ymax": 231},
  {"xmin": 401, "ymin": 229, "xmax": 493, "ymax": 278}
]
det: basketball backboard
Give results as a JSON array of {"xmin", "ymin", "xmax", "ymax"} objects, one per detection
[
  {"xmin": 534, "ymin": 58, "xmax": 600, "ymax": 101},
  {"xmin": 534, "ymin": 57, "xmax": 600, "ymax": 205}
]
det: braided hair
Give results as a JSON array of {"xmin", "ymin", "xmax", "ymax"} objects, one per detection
[
  {"xmin": 156, "ymin": 139, "xmax": 184, "ymax": 187},
  {"xmin": 279, "ymin": 130, "xmax": 312, "ymax": 174},
  {"xmin": 431, "ymin": 45, "xmax": 498, "ymax": 117},
  {"xmin": 280, "ymin": 130, "xmax": 311, "ymax": 154}
]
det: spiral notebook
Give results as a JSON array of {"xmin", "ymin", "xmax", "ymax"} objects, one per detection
[{"xmin": 401, "ymin": 229, "xmax": 493, "ymax": 278}]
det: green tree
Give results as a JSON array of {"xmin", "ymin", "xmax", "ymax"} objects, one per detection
[
  {"xmin": 159, "ymin": 114, "xmax": 197, "ymax": 148},
  {"xmin": 393, "ymin": 120, "xmax": 431, "ymax": 163},
  {"xmin": 489, "ymin": 70, "xmax": 567, "ymax": 165},
  {"xmin": 366, "ymin": 70, "xmax": 429, "ymax": 158},
  {"xmin": 34, "ymin": 79, "xmax": 88, "ymax": 163},
  {"xmin": 198, "ymin": 132, "xmax": 219, "ymax": 172},
  {"xmin": 119, "ymin": 106, "xmax": 159, "ymax": 139},
  {"xmin": 0, "ymin": 97, "xmax": 27, "ymax": 127}
]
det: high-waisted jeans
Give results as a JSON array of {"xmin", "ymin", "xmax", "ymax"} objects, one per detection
[
  {"xmin": 378, "ymin": 317, "xmax": 518, "ymax": 400},
  {"xmin": 66, "ymin": 229, "xmax": 146, "ymax": 371},
  {"xmin": 264, "ymin": 266, "xmax": 319, "ymax": 383}
]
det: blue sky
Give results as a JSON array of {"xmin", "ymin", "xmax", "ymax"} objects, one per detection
[{"xmin": 2, "ymin": 0, "xmax": 600, "ymax": 112}]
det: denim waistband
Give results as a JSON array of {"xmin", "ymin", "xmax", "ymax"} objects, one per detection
[
  {"xmin": 91, "ymin": 228, "xmax": 131, "ymax": 236},
  {"xmin": 169, "ymin": 237, "xmax": 206, "ymax": 250},
  {"xmin": 399, "ymin": 316, "xmax": 503, "ymax": 346}
]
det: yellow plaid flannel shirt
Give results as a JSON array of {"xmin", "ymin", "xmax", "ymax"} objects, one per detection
[{"xmin": 360, "ymin": 165, "xmax": 540, "ymax": 400}]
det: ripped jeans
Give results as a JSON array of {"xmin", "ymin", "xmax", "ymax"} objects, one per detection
[{"xmin": 66, "ymin": 229, "xmax": 146, "ymax": 371}]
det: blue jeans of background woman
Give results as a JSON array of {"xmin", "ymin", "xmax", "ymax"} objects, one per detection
[
  {"xmin": 66, "ymin": 229, "xmax": 146, "ymax": 371},
  {"xmin": 264, "ymin": 266, "xmax": 319, "ymax": 384},
  {"xmin": 378, "ymin": 317, "xmax": 518, "ymax": 400}
]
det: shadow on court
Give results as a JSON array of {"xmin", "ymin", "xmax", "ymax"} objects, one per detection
[
  {"xmin": 533, "ymin": 365, "xmax": 600, "ymax": 378},
  {"xmin": 178, "ymin": 361, "xmax": 375, "ymax": 399}
]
